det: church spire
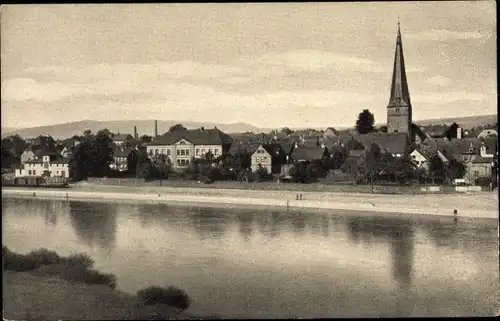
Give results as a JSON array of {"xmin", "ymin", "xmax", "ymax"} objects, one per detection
[{"xmin": 388, "ymin": 20, "xmax": 411, "ymax": 108}]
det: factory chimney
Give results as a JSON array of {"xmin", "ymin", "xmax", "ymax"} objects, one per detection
[
  {"xmin": 154, "ymin": 120, "xmax": 158, "ymax": 138},
  {"xmin": 133, "ymin": 126, "xmax": 138, "ymax": 139}
]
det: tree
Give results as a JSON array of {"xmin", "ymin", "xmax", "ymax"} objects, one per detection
[
  {"xmin": 169, "ymin": 124, "xmax": 187, "ymax": 133},
  {"xmin": 428, "ymin": 154, "xmax": 446, "ymax": 184},
  {"xmin": 355, "ymin": 109, "xmax": 375, "ymax": 134},
  {"xmin": 447, "ymin": 158, "xmax": 466, "ymax": 181},
  {"xmin": 445, "ymin": 122, "xmax": 460, "ymax": 140},
  {"xmin": 68, "ymin": 130, "xmax": 114, "ymax": 181},
  {"xmin": 364, "ymin": 143, "xmax": 383, "ymax": 189},
  {"xmin": 139, "ymin": 135, "xmax": 152, "ymax": 143},
  {"xmin": 280, "ymin": 127, "xmax": 294, "ymax": 136},
  {"xmin": 151, "ymin": 154, "xmax": 171, "ymax": 185}
]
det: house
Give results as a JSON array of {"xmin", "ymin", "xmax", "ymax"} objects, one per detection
[
  {"xmin": 289, "ymin": 146, "xmax": 329, "ymax": 163},
  {"xmin": 60, "ymin": 145, "xmax": 74, "ymax": 158},
  {"xmin": 422, "ymin": 124, "xmax": 449, "ymax": 139},
  {"xmin": 409, "ymin": 148, "xmax": 448, "ymax": 171},
  {"xmin": 323, "ymin": 127, "xmax": 339, "ymax": 138},
  {"xmin": 477, "ymin": 129, "xmax": 498, "ymax": 139},
  {"xmin": 250, "ymin": 143, "xmax": 286, "ymax": 174},
  {"xmin": 410, "ymin": 149, "xmax": 428, "ymax": 169},
  {"xmin": 146, "ymin": 127, "xmax": 233, "ymax": 168},
  {"xmin": 113, "ymin": 134, "xmax": 134, "ymax": 147},
  {"xmin": 15, "ymin": 155, "xmax": 70, "ymax": 178},
  {"xmin": 110, "ymin": 147, "xmax": 135, "ymax": 172},
  {"xmin": 20, "ymin": 150, "xmax": 36, "ymax": 164}
]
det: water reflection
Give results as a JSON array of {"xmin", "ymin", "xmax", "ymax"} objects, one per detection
[
  {"xmin": 290, "ymin": 214, "xmax": 306, "ymax": 237},
  {"xmin": 191, "ymin": 207, "xmax": 228, "ymax": 240},
  {"xmin": 68, "ymin": 201, "xmax": 117, "ymax": 252},
  {"xmin": 347, "ymin": 217, "xmax": 415, "ymax": 288},
  {"xmin": 236, "ymin": 211, "xmax": 254, "ymax": 242}
]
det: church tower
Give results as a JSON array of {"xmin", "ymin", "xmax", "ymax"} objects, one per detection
[{"xmin": 387, "ymin": 21, "xmax": 413, "ymax": 136}]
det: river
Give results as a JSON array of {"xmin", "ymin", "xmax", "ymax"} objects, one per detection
[{"xmin": 2, "ymin": 197, "xmax": 498, "ymax": 318}]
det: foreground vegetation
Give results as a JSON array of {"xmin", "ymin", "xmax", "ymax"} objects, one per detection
[{"xmin": 3, "ymin": 247, "xmax": 193, "ymax": 320}]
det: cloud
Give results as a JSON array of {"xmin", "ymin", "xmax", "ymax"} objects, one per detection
[
  {"xmin": 24, "ymin": 61, "xmax": 248, "ymax": 83},
  {"xmin": 413, "ymin": 91, "xmax": 488, "ymax": 104},
  {"xmin": 426, "ymin": 75, "xmax": 453, "ymax": 87},
  {"xmin": 406, "ymin": 29, "xmax": 489, "ymax": 41},
  {"xmin": 255, "ymin": 50, "xmax": 427, "ymax": 73}
]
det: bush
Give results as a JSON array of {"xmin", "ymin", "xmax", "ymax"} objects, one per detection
[
  {"xmin": 62, "ymin": 252, "xmax": 95, "ymax": 269},
  {"xmin": 137, "ymin": 285, "xmax": 190, "ymax": 311},
  {"xmin": 3, "ymin": 247, "xmax": 61, "ymax": 272},
  {"xmin": 2, "ymin": 247, "xmax": 116, "ymax": 288}
]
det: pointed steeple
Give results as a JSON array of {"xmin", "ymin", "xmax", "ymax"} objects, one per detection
[{"xmin": 388, "ymin": 20, "xmax": 411, "ymax": 108}]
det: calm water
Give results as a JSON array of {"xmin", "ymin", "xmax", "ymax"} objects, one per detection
[{"xmin": 2, "ymin": 197, "xmax": 499, "ymax": 318}]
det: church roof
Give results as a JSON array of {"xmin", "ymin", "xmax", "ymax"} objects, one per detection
[{"xmin": 388, "ymin": 21, "xmax": 412, "ymax": 108}]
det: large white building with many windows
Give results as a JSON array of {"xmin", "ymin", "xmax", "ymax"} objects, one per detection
[
  {"xmin": 15, "ymin": 154, "xmax": 70, "ymax": 178},
  {"xmin": 146, "ymin": 127, "xmax": 233, "ymax": 168}
]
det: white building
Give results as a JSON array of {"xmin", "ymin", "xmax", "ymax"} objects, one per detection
[
  {"xmin": 146, "ymin": 127, "xmax": 233, "ymax": 168},
  {"xmin": 15, "ymin": 155, "xmax": 70, "ymax": 178}
]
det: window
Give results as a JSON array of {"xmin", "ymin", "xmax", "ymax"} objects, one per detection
[
  {"xmin": 185, "ymin": 149, "xmax": 190, "ymax": 156},
  {"xmin": 196, "ymin": 149, "xmax": 200, "ymax": 156},
  {"xmin": 161, "ymin": 149, "xmax": 166, "ymax": 154},
  {"xmin": 181, "ymin": 149, "xmax": 185, "ymax": 156},
  {"xmin": 214, "ymin": 149, "xmax": 219, "ymax": 156},
  {"xmin": 395, "ymin": 108, "xmax": 400, "ymax": 113},
  {"xmin": 28, "ymin": 170, "xmax": 32, "ymax": 175},
  {"xmin": 177, "ymin": 159, "xmax": 181, "ymax": 166},
  {"xmin": 201, "ymin": 149, "xmax": 205, "ymax": 154},
  {"xmin": 167, "ymin": 149, "xmax": 171, "ymax": 156},
  {"xmin": 61, "ymin": 171, "xmax": 65, "ymax": 177},
  {"xmin": 149, "ymin": 150, "xmax": 153, "ymax": 156},
  {"xmin": 155, "ymin": 149, "xmax": 159, "ymax": 155},
  {"xmin": 177, "ymin": 149, "xmax": 180, "ymax": 156}
]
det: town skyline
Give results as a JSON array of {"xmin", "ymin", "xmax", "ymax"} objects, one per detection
[{"xmin": 1, "ymin": 2, "xmax": 496, "ymax": 129}]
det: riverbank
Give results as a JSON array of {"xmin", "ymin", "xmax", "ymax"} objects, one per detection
[
  {"xmin": 3, "ymin": 271, "xmax": 199, "ymax": 320},
  {"xmin": 2, "ymin": 185, "xmax": 498, "ymax": 219},
  {"xmin": 2, "ymin": 247, "xmax": 208, "ymax": 320}
]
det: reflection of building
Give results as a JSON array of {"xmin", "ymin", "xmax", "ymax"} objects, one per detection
[
  {"xmin": 346, "ymin": 217, "xmax": 415, "ymax": 288},
  {"xmin": 69, "ymin": 201, "xmax": 117, "ymax": 251}
]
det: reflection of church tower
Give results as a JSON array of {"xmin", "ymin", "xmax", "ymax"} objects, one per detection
[{"xmin": 387, "ymin": 20, "xmax": 413, "ymax": 138}]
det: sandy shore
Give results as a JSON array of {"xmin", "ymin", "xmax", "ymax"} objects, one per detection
[{"xmin": 2, "ymin": 185, "xmax": 498, "ymax": 219}]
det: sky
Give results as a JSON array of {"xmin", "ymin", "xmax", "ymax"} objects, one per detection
[{"xmin": 1, "ymin": 2, "xmax": 496, "ymax": 129}]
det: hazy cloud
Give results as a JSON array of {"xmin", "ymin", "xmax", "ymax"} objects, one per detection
[
  {"xmin": 426, "ymin": 75, "xmax": 454, "ymax": 87},
  {"xmin": 406, "ymin": 29, "xmax": 489, "ymax": 41}
]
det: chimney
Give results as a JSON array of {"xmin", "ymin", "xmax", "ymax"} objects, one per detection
[
  {"xmin": 134, "ymin": 126, "xmax": 138, "ymax": 139},
  {"xmin": 214, "ymin": 126, "xmax": 217, "ymax": 130},
  {"xmin": 456, "ymin": 127, "xmax": 462, "ymax": 140},
  {"xmin": 154, "ymin": 120, "xmax": 158, "ymax": 138},
  {"xmin": 201, "ymin": 127, "xmax": 205, "ymax": 131}
]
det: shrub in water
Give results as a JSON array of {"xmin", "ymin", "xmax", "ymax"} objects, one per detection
[{"xmin": 137, "ymin": 285, "xmax": 190, "ymax": 311}]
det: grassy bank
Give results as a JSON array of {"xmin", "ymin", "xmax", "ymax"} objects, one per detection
[
  {"xmin": 2, "ymin": 247, "xmax": 201, "ymax": 320},
  {"xmin": 82, "ymin": 177, "xmax": 467, "ymax": 195}
]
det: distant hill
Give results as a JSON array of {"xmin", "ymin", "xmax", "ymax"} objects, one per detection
[
  {"xmin": 413, "ymin": 114, "xmax": 497, "ymax": 129},
  {"xmin": 2, "ymin": 114, "xmax": 496, "ymax": 139},
  {"xmin": 1, "ymin": 120, "xmax": 272, "ymax": 139}
]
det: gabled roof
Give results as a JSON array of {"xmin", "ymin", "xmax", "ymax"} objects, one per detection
[
  {"xmin": 290, "ymin": 146, "xmax": 327, "ymax": 161},
  {"xmin": 35, "ymin": 148, "xmax": 59, "ymax": 158},
  {"xmin": 113, "ymin": 134, "xmax": 133, "ymax": 141},
  {"xmin": 351, "ymin": 132, "xmax": 408, "ymax": 155},
  {"xmin": 148, "ymin": 128, "xmax": 233, "ymax": 146},
  {"xmin": 51, "ymin": 158, "xmax": 70, "ymax": 164},
  {"xmin": 113, "ymin": 147, "xmax": 134, "ymax": 158},
  {"xmin": 324, "ymin": 127, "xmax": 339, "ymax": 134}
]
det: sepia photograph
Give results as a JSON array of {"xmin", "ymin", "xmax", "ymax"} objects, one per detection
[{"xmin": 1, "ymin": 2, "xmax": 498, "ymax": 319}]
